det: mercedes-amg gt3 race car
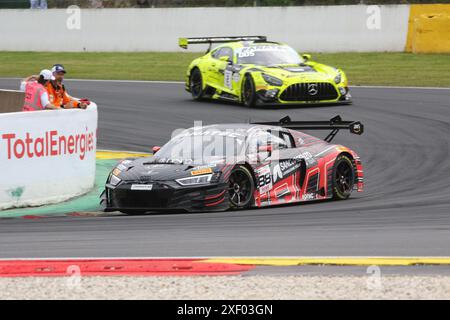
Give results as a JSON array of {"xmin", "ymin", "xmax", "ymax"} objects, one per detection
[
  {"xmin": 179, "ymin": 36, "xmax": 352, "ymax": 107},
  {"xmin": 100, "ymin": 116, "xmax": 364, "ymax": 214}
]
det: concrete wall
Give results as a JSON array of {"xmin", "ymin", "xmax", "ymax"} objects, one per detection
[
  {"xmin": 0, "ymin": 5, "xmax": 410, "ymax": 52},
  {"xmin": 0, "ymin": 90, "xmax": 24, "ymax": 113},
  {"xmin": 405, "ymin": 4, "xmax": 450, "ymax": 53}
]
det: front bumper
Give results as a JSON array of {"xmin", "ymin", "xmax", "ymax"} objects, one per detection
[
  {"xmin": 256, "ymin": 83, "xmax": 352, "ymax": 105},
  {"xmin": 100, "ymin": 181, "xmax": 229, "ymax": 213}
]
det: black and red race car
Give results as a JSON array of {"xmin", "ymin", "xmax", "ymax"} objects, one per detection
[{"xmin": 100, "ymin": 116, "xmax": 364, "ymax": 214}]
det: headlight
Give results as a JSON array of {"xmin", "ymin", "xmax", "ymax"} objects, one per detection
[
  {"xmin": 334, "ymin": 73, "xmax": 342, "ymax": 84},
  {"xmin": 262, "ymin": 74, "xmax": 283, "ymax": 86},
  {"xmin": 109, "ymin": 174, "xmax": 121, "ymax": 186},
  {"xmin": 176, "ymin": 174, "xmax": 212, "ymax": 186}
]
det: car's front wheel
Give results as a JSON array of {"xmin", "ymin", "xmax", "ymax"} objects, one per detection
[
  {"xmin": 332, "ymin": 154, "xmax": 355, "ymax": 200},
  {"xmin": 228, "ymin": 165, "xmax": 255, "ymax": 209},
  {"xmin": 242, "ymin": 74, "xmax": 257, "ymax": 107},
  {"xmin": 189, "ymin": 68, "xmax": 204, "ymax": 100}
]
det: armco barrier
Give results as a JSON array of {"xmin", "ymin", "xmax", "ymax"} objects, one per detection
[
  {"xmin": 0, "ymin": 5, "xmax": 410, "ymax": 52},
  {"xmin": 0, "ymin": 104, "xmax": 98, "ymax": 211}
]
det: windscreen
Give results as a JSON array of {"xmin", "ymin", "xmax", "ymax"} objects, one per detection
[
  {"xmin": 154, "ymin": 130, "xmax": 246, "ymax": 164},
  {"xmin": 236, "ymin": 45, "xmax": 303, "ymax": 66}
]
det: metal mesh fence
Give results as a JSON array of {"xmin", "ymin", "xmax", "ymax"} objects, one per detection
[{"xmin": 0, "ymin": 0, "xmax": 448, "ymax": 9}]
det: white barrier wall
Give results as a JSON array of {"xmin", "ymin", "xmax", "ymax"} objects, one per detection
[
  {"xmin": 0, "ymin": 5, "xmax": 410, "ymax": 52},
  {"xmin": 0, "ymin": 105, "xmax": 98, "ymax": 210}
]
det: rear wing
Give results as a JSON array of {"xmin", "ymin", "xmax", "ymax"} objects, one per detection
[
  {"xmin": 179, "ymin": 36, "xmax": 267, "ymax": 52},
  {"xmin": 252, "ymin": 115, "xmax": 364, "ymax": 143}
]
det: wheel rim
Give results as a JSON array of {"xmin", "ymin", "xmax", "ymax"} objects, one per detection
[
  {"xmin": 190, "ymin": 70, "xmax": 202, "ymax": 97},
  {"xmin": 228, "ymin": 169, "xmax": 252, "ymax": 207},
  {"xmin": 334, "ymin": 161, "xmax": 354, "ymax": 194},
  {"xmin": 243, "ymin": 78, "xmax": 253, "ymax": 104}
]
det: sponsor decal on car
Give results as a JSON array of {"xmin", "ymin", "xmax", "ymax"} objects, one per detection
[
  {"xmin": 302, "ymin": 193, "xmax": 315, "ymax": 200},
  {"xmin": 224, "ymin": 70, "xmax": 233, "ymax": 89},
  {"xmin": 273, "ymin": 159, "xmax": 301, "ymax": 183},
  {"xmin": 295, "ymin": 151, "xmax": 315, "ymax": 165},
  {"xmin": 131, "ymin": 184, "xmax": 153, "ymax": 191},
  {"xmin": 191, "ymin": 167, "xmax": 213, "ymax": 176},
  {"xmin": 256, "ymin": 165, "xmax": 273, "ymax": 194},
  {"xmin": 117, "ymin": 163, "xmax": 128, "ymax": 171}
]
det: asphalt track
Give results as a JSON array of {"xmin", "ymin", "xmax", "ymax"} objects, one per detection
[{"xmin": 0, "ymin": 79, "xmax": 449, "ymax": 258}]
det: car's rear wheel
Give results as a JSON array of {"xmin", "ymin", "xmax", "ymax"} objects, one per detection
[
  {"xmin": 242, "ymin": 74, "xmax": 257, "ymax": 107},
  {"xmin": 332, "ymin": 154, "xmax": 355, "ymax": 200},
  {"xmin": 228, "ymin": 165, "xmax": 255, "ymax": 209},
  {"xmin": 189, "ymin": 68, "xmax": 204, "ymax": 100}
]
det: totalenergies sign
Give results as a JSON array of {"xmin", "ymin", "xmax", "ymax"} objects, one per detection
[
  {"xmin": 0, "ymin": 104, "xmax": 98, "ymax": 211},
  {"xmin": 1, "ymin": 128, "xmax": 96, "ymax": 161}
]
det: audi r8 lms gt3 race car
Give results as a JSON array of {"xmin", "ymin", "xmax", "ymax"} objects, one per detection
[
  {"xmin": 179, "ymin": 36, "xmax": 352, "ymax": 107},
  {"xmin": 100, "ymin": 116, "xmax": 364, "ymax": 214}
]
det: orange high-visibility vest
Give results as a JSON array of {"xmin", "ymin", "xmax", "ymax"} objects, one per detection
[{"xmin": 46, "ymin": 81, "xmax": 79, "ymax": 108}]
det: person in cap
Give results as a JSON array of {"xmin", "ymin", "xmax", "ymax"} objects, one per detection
[
  {"xmin": 21, "ymin": 70, "xmax": 58, "ymax": 111},
  {"xmin": 46, "ymin": 64, "xmax": 88, "ymax": 109}
]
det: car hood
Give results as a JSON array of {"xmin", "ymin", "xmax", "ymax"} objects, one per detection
[
  {"xmin": 115, "ymin": 157, "xmax": 222, "ymax": 182},
  {"xmin": 246, "ymin": 63, "xmax": 338, "ymax": 82}
]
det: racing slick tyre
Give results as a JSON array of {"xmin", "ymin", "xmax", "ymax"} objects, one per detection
[
  {"xmin": 228, "ymin": 165, "xmax": 255, "ymax": 209},
  {"xmin": 242, "ymin": 74, "xmax": 257, "ymax": 107},
  {"xmin": 332, "ymin": 154, "xmax": 355, "ymax": 200},
  {"xmin": 189, "ymin": 68, "xmax": 204, "ymax": 100}
]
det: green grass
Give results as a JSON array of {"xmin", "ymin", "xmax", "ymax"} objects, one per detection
[{"xmin": 1, "ymin": 52, "xmax": 449, "ymax": 87}]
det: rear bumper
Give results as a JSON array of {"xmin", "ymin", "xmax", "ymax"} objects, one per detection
[{"xmin": 100, "ymin": 181, "xmax": 229, "ymax": 213}]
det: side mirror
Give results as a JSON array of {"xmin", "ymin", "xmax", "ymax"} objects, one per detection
[
  {"xmin": 302, "ymin": 54, "xmax": 311, "ymax": 62},
  {"xmin": 152, "ymin": 146, "xmax": 161, "ymax": 154},
  {"xmin": 219, "ymin": 55, "xmax": 232, "ymax": 63}
]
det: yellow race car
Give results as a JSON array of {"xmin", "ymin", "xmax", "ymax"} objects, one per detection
[{"xmin": 179, "ymin": 36, "xmax": 351, "ymax": 107}]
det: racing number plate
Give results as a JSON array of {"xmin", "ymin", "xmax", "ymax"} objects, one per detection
[{"xmin": 256, "ymin": 165, "xmax": 272, "ymax": 194}]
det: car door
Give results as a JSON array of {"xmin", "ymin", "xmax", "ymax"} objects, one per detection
[
  {"xmin": 251, "ymin": 130, "xmax": 302, "ymax": 206},
  {"xmin": 209, "ymin": 47, "xmax": 234, "ymax": 93}
]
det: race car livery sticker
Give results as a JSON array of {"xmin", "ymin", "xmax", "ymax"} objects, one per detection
[
  {"xmin": 256, "ymin": 165, "xmax": 273, "ymax": 194},
  {"xmin": 224, "ymin": 70, "xmax": 233, "ymax": 89},
  {"xmin": 192, "ymin": 164, "xmax": 216, "ymax": 171},
  {"xmin": 301, "ymin": 193, "xmax": 315, "ymax": 201},
  {"xmin": 272, "ymin": 159, "xmax": 302, "ymax": 183},
  {"xmin": 232, "ymin": 72, "xmax": 240, "ymax": 83},
  {"xmin": 117, "ymin": 163, "xmax": 128, "ymax": 171},
  {"xmin": 236, "ymin": 45, "xmax": 289, "ymax": 58},
  {"xmin": 191, "ymin": 167, "xmax": 213, "ymax": 176},
  {"xmin": 131, "ymin": 184, "xmax": 153, "ymax": 191},
  {"xmin": 295, "ymin": 151, "xmax": 315, "ymax": 166}
]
